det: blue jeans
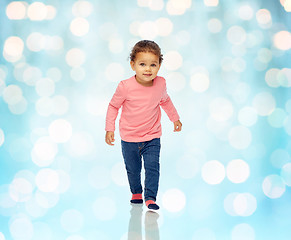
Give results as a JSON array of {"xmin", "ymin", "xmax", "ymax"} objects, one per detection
[{"xmin": 121, "ymin": 138, "xmax": 161, "ymax": 202}]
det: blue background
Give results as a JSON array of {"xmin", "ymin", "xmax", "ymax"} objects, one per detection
[{"xmin": 0, "ymin": 0, "xmax": 291, "ymax": 239}]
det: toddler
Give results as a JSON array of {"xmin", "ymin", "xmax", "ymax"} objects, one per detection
[{"xmin": 105, "ymin": 40, "xmax": 182, "ymax": 211}]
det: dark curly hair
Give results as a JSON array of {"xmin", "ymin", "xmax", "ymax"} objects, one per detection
[{"xmin": 129, "ymin": 40, "xmax": 163, "ymax": 64}]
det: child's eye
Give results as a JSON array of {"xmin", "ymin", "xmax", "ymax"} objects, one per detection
[
  {"xmin": 140, "ymin": 63, "xmax": 145, "ymax": 66},
  {"xmin": 151, "ymin": 64, "xmax": 157, "ymax": 67}
]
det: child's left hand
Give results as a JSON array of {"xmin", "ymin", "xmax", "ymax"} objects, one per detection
[{"xmin": 174, "ymin": 120, "xmax": 182, "ymax": 132}]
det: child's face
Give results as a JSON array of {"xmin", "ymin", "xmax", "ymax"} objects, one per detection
[{"xmin": 130, "ymin": 51, "xmax": 161, "ymax": 86}]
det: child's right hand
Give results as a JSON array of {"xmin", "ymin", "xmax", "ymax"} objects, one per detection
[{"xmin": 105, "ymin": 131, "xmax": 115, "ymax": 146}]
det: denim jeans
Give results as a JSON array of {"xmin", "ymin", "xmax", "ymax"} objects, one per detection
[{"xmin": 121, "ymin": 138, "xmax": 161, "ymax": 202}]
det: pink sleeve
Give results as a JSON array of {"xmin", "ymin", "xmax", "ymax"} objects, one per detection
[
  {"xmin": 160, "ymin": 81, "xmax": 180, "ymax": 122},
  {"xmin": 105, "ymin": 81, "xmax": 126, "ymax": 132}
]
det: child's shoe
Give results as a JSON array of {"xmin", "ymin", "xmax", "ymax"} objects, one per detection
[
  {"xmin": 145, "ymin": 200, "xmax": 159, "ymax": 211},
  {"xmin": 130, "ymin": 193, "xmax": 143, "ymax": 204}
]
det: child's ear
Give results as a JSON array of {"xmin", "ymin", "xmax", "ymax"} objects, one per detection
[{"xmin": 130, "ymin": 61, "xmax": 135, "ymax": 71}]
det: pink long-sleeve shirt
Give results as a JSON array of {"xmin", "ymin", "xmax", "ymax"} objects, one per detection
[{"xmin": 105, "ymin": 76, "xmax": 180, "ymax": 142}]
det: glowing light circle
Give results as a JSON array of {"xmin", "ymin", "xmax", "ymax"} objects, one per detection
[
  {"xmin": 35, "ymin": 78, "xmax": 55, "ymax": 97},
  {"xmin": 26, "ymin": 32, "xmax": 45, "ymax": 52},
  {"xmin": 201, "ymin": 160, "xmax": 225, "ymax": 185},
  {"xmin": 109, "ymin": 38, "xmax": 124, "ymax": 54},
  {"xmin": 70, "ymin": 17, "xmax": 90, "ymax": 36},
  {"xmin": 227, "ymin": 26, "xmax": 247, "ymax": 45},
  {"xmin": 0, "ymin": 129, "xmax": 4, "ymax": 147},
  {"xmin": 233, "ymin": 193, "xmax": 257, "ymax": 216},
  {"xmin": 279, "ymin": 68, "xmax": 291, "ymax": 87},
  {"xmin": 88, "ymin": 166, "xmax": 111, "ymax": 190},
  {"xmin": 47, "ymin": 67, "xmax": 62, "ymax": 82},
  {"xmin": 231, "ymin": 223, "xmax": 255, "ymax": 240},
  {"xmin": 192, "ymin": 228, "xmax": 216, "ymax": 240},
  {"xmin": 273, "ymin": 31, "xmax": 291, "ymax": 50},
  {"xmin": 176, "ymin": 155, "xmax": 201, "ymax": 179},
  {"xmin": 3, "ymin": 85, "xmax": 23, "ymax": 105},
  {"xmin": 156, "ymin": 18, "xmax": 173, "ymax": 36},
  {"xmin": 35, "ymin": 168, "xmax": 59, "ymax": 193},
  {"xmin": 111, "ymin": 162, "xmax": 128, "ymax": 186},
  {"xmin": 31, "ymin": 137, "xmax": 58, "ymax": 166},
  {"xmin": 268, "ymin": 108, "xmax": 287, "ymax": 128},
  {"xmin": 23, "ymin": 66, "xmax": 43, "ymax": 86},
  {"xmin": 35, "ymin": 191, "xmax": 59, "ymax": 209},
  {"xmin": 0, "ymin": 232, "xmax": 5, "ymax": 240},
  {"xmin": 149, "ymin": 0, "xmax": 164, "ymax": 10},
  {"xmin": 138, "ymin": 21, "xmax": 158, "ymax": 40},
  {"xmin": 162, "ymin": 188, "xmax": 186, "ymax": 212},
  {"xmin": 54, "ymin": 170, "xmax": 70, "ymax": 194},
  {"xmin": 6, "ymin": 2, "xmax": 27, "ymax": 20},
  {"xmin": 209, "ymin": 97, "xmax": 233, "ymax": 122},
  {"xmin": 46, "ymin": 5, "xmax": 56, "ymax": 20},
  {"xmin": 48, "ymin": 119, "xmax": 72, "ymax": 143},
  {"xmin": 36, "ymin": 97, "xmax": 54, "ymax": 117},
  {"xmin": 228, "ymin": 125, "xmax": 252, "ymax": 149},
  {"xmin": 66, "ymin": 48, "xmax": 86, "ymax": 67},
  {"xmin": 238, "ymin": 4, "xmax": 254, "ymax": 20},
  {"xmin": 72, "ymin": 0, "xmax": 93, "ymax": 17},
  {"xmin": 27, "ymin": 2, "xmax": 47, "ymax": 21},
  {"xmin": 105, "ymin": 63, "xmax": 125, "ymax": 82},
  {"xmin": 281, "ymin": 163, "xmax": 291, "ymax": 186},
  {"xmin": 3, "ymin": 36, "xmax": 24, "ymax": 62},
  {"xmin": 256, "ymin": 9, "xmax": 272, "ymax": 27},
  {"xmin": 265, "ymin": 68, "xmax": 280, "ymax": 88},
  {"xmin": 284, "ymin": 0, "xmax": 291, "ymax": 12},
  {"xmin": 9, "ymin": 217, "xmax": 34, "ymax": 240},
  {"xmin": 208, "ymin": 18, "xmax": 222, "ymax": 33},
  {"xmin": 52, "ymin": 95, "xmax": 69, "ymax": 115},
  {"xmin": 284, "ymin": 115, "xmax": 291, "ymax": 135},
  {"xmin": 190, "ymin": 73, "xmax": 210, "ymax": 92},
  {"xmin": 163, "ymin": 51, "xmax": 183, "ymax": 71},
  {"xmin": 93, "ymin": 197, "xmax": 117, "ymax": 221},
  {"xmin": 238, "ymin": 107, "xmax": 258, "ymax": 127},
  {"xmin": 61, "ymin": 209, "xmax": 84, "ymax": 233},
  {"xmin": 9, "ymin": 178, "xmax": 33, "ymax": 202},
  {"xmin": 166, "ymin": 72, "xmax": 186, "ymax": 92},
  {"xmin": 204, "ymin": 0, "xmax": 219, "ymax": 7},
  {"xmin": 226, "ymin": 159, "xmax": 250, "ymax": 183},
  {"xmin": 67, "ymin": 132, "xmax": 95, "ymax": 157},
  {"xmin": 262, "ymin": 174, "xmax": 285, "ymax": 199},
  {"xmin": 66, "ymin": 235, "xmax": 85, "ymax": 240},
  {"xmin": 252, "ymin": 92, "xmax": 276, "ymax": 116},
  {"xmin": 166, "ymin": 0, "xmax": 191, "ymax": 15}
]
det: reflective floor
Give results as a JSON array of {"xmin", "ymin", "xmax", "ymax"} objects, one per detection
[{"xmin": 127, "ymin": 204, "xmax": 160, "ymax": 240}]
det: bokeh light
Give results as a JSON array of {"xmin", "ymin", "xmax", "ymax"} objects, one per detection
[
  {"xmin": 9, "ymin": 216, "xmax": 34, "ymax": 240},
  {"xmin": 273, "ymin": 31, "xmax": 291, "ymax": 50},
  {"xmin": 6, "ymin": 2, "xmax": 27, "ymax": 20},
  {"xmin": 201, "ymin": 160, "xmax": 225, "ymax": 185},
  {"xmin": 48, "ymin": 119, "xmax": 72, "ymax": 143},
  {"xmin": 35, "ymin": 168, "xmax": 59, "ymax": 192},
  {"xmin": 226, "ymin": 159, "xmax": 250, "ymax": 183},
  {"xmin": 3, "ymin": 37, "xmax": 24, "ymax": 62},
  {"xmin": 162, "ymin": 188, "xmax": 186, "ymax": 212},
  {"xmin": 262, "ymin": 174, "xmax": 286, "ymax": 199},
  {"xmin": 61, "ymin": 209, "xmax": 84, "ymax": 233},
  {"xmin": 231, "ymin": 223, "xmax": 255, "ymax": 240}
]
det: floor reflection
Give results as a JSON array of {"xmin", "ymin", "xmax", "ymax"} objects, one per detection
[{"xmin": 128, "ymin": 204, "xmax": 160, "ymax": 240}]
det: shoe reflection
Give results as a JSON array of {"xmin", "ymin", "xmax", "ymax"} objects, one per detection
[
  {"xmin": 145, "ymin": 211, "xmax": 160, "ymax": 240},
  {"xmin": 128, "ymin": 204, "xmax": 160, "ymax": 240}
]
